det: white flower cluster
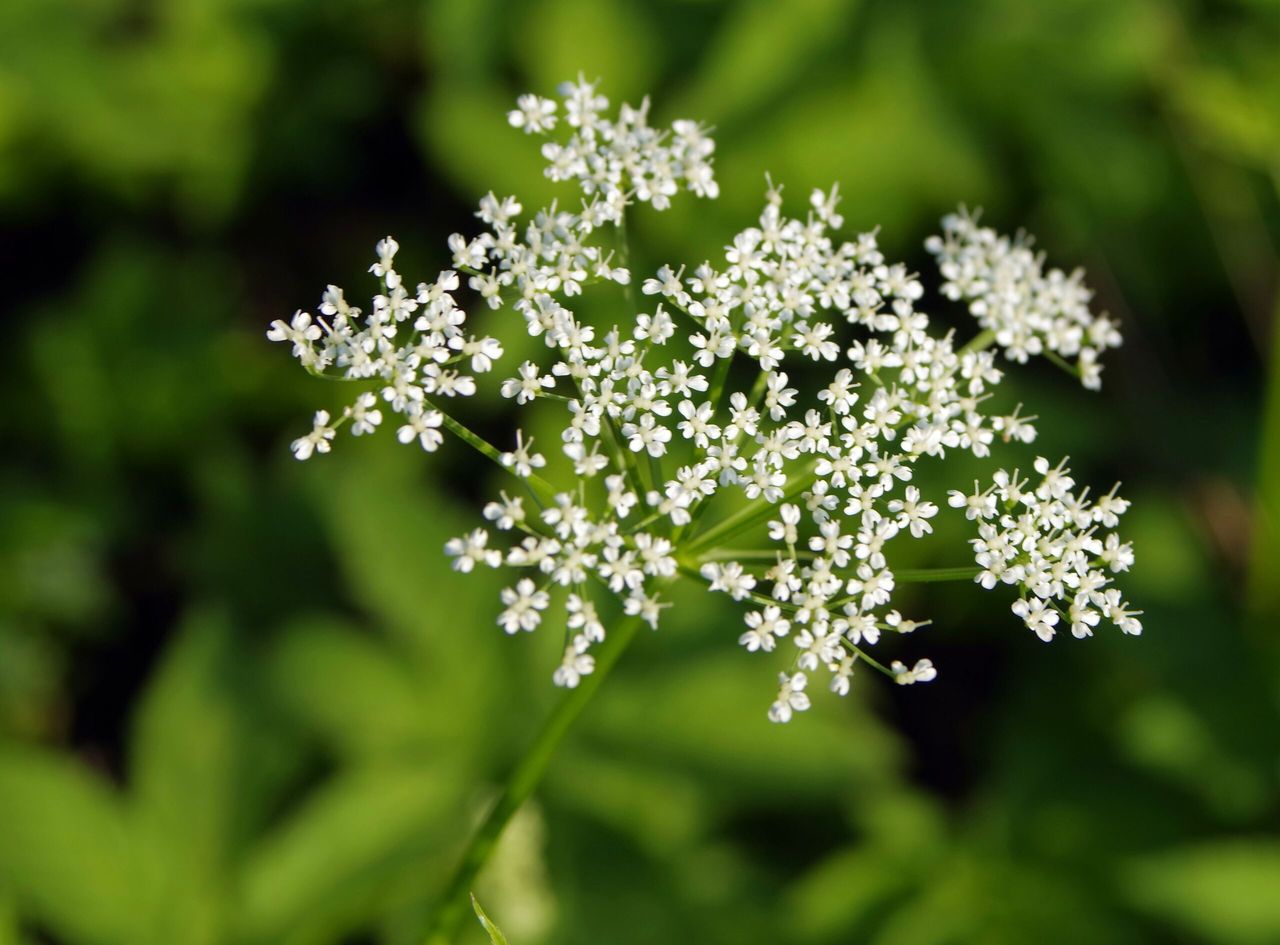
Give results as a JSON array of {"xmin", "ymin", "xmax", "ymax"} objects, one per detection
[
  {"xmin": 926, "ymin": 208, "xmax": 1122, "ymax": 389},
  {"xmin": 267, "ymin": 244, "xmax": 499, "ymax": 460},
  {"xmin": 268, "ymin": 76, "xmax": 717, "ymax": 461},
  {"xmin": 509, "ymin": 79, "xmax": 718, "ymax": 209},
  {"xmin": 949, "ymin": 458, "xmax": 1142, "ymax": 640},
  {"xmin": 271, "ymin": 79, "xmax": 1141, "ymax": 723}
]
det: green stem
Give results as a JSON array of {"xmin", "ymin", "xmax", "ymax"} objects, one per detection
[
  {"xmin": 422, "ymin": 612, "xmax": 648, "ymax": 945},
  {"xmin": 605, "ymin": 416, "xmax": 648, "ymax": 499},
  {"xmin": 618, "ymin": 211, "xmax": 635, "ymax": 310},
  {"xmin": 621, "ymin": 506, "xmax": 667, "ymax": 536},
  {"xmin": 670, "ymin": 371, "xmax": 764, "ymax": 547},
  {"xmin": 686, "ymin": 469, "xmax": 817, "ymax": 552},
  {"xmin": 647, "ymin": 452, "xmax": 664, "ymax": 494},
  {"xmin": 434, "ymin": 407, "xmax": 557, "ymax": 500},
  {"xmin": 840, "ymin": 639, "xmax": 895, "ymax": 679},
  {"xmin": 745, "ymin": 367, "xmax": 770, "ymax": 410},
  {"xmin": 708, "ymin": 352, "xmax": 735, "ymax": 411},
  {"xmin": 697, "ymin": 549, "xmax": 809, "ymax": 562},
  {"xmin": 958, "ymin": 328, "xmax": 996, "ymax": 356},
  {"xmin": 894, "ymin": 566, "xmax": 979, "ymax": 583},
  {"xmin": 1043, "ymin": 349, "xmax": 1083, "ymax": 380}
]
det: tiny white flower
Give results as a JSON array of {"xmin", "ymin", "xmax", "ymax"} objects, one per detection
[
  {"xmin": 1012, "ymin": 597, "xmax": 1060, "ymax": 642},
  {"xmin": 553, "ymin": 636, "xmax": 595, "ymax": 688},
  {"xmin": 739, "ymin": 606, "xmax": 790, "ymax": 652},
  {"xmin": 768, "ymin": 672, "xmax": 811, "ymax": 723},
  {"xmin": 445, "ymin": 529, "xmax": 501, "ymax": 572},
  {"xmin": 291, "ymin": 410, "xmax": 335, "ymax": 460},
  {"xmin": 567, "ymin": 593, "xmax": 605, "ymax": 643},
  {"xmin": 346, "ymin": 392, "xmax": 383, "ymax": 436},
  {"xmin": 498, "ymin": 578, "xmax": 550, "ymax": 634},
  {"xmin": 396, "ymin": 404, "xmax": 444, "ymax": 452},
  {"xmin": 500, "ymin": 430, "xmax": 546, "ymax": 479},
  {"xmin": 508, "ymin": 93, "xmax": 558, "ymax": 133},
  {"xmin": 891, "ymin": 659, "xmax": 937, "ymax": 685},
  {"xmin": 483, "ymin": 492, "xmax": 525, "ymax": 530}
]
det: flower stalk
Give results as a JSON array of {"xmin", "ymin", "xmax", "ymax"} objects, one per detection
[
  {"xmin": 271, "ymin": 77, "xmax": 1143, "ymax": 930},
  {"xmin": 422, "ymin": 611, "xmax": 648, "ymax": 945}
]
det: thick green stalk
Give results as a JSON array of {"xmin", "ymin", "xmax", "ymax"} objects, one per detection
[
  {"xmin": 422, "ymin": 612, "xmax": 647, "ymax": 945},
  {"xmin": 423, "ymin": 318, "xmax": 997, "ymax": 945}
]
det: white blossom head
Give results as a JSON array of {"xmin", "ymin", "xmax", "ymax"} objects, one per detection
[{"xmin": 271, "ymin": 81, "xmax": 1139, "ymax": 724}]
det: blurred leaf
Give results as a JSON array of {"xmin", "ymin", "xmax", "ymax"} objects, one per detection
[
  {"xmin": 0, "ymin": 744, "xmax": 139, "ymax": 945},
  {"xmin": 1117, "ymin": 696, "xmax": 1268, "ymax": 818},
  {"xmin": 786, "ymin": 845, "xmax": 918, "ymax": 942},
  {"xmin": 417, "ymin": 79, "xmax": 552, "ymax": 210},
  {"xmin": 421, "ymin": 0, "xmax": 507, "ymax": 77},
  {"xmin": 266, "ymin": 616, "xmax": 429, "ymax": 760},
  {"xmin": 26, "ymin": 242, "xmax": 252, "ymax": 471},
  {"xmin": 0, "ymin": 496, "xmax": 107, "ymax": 625},
  {"xmin": 706, "ymin": 19, "xmax": 989, "ymax": 236},
  {"xmin": 0, "ymin": 894, "xmax": 19, "ymax": 945},
  {"xmin": 0, "ymin": 0, "xmax": 270, "ymax": 218},
  {"xmin": 786, "ymin": 792, "xmax": 947, "ymax": 942},
  {"xmin": 234, "ymin": 763, "xmax": 459, "ymax": 945},
  {"xmin": 128, "ymin": 610, "xmax": 244, "ymax": 945},
  {"xmin": 547, "ymin": 750, "xmax": 708, "ymax": 855},
  {"xmin": 308, "ymin": 445, "xmax": 487, "ymax": 648},
  {"xmin": 304, "ymin": 444, "xmax": 510, "ymax": 762},
  {"xmin": 872, "ymin": 851, "xmax": 1125, "ymax": 945},
  {"xmin": 471, "ymin": 895, "xmax": 510, "ymax": 945},
  {"xmin": 472, "ymin": 803, "xmax": 555, "ymax": 945},
  {"xmin": 586, "ymin": 651, "xmax": 904, "ymax": 798},
  {"xmin": 512, "ymin": 0, "xmax": 660, "ymax": 102},
  {"xmin": 674, "ymin": 0, "xmax": 862, "ymax": 126},
  {"xmin": 1121, "ymin": 840, "xmax": 1280, "ymax": 944},
  {"xmin": 1248, "ymin": 295, "xmax": 1280, "ymax": 618},
  {"xmin": 26, "ymin": 303, "xmax": 115, "ymax": 473},
  {"xmin": 0, "ymin": 622, "xmax": 64, "ymax": 740},
  {"xmin": 1120, "ymin": 493, "xmax": 1209, "ymax": 602},
  {"xmin": 1174, "ymin": 58, "xmax": 1280, "ymax": 174}
]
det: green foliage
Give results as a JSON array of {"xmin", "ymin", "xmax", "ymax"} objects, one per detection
[
  {"xmin": 1250, "ymin": 299, "xmax": 1280, "ymax": 617},
  {"xmin": 1, "ymin": 0, "xmax": 1277, "ymax": 943},
  {"xmin": 0, "ymin": 745, "xmax": 138, "ymax": 945},
  {"xmin": 0, "ymin": 0, "xmax": 270, "ymax": 219},
  {"xmin": 471, "ymin": 896, "xmax": 510, "ymax": 945},
  {"xmin": 1121, "ymin": 841, "xmax": 1280, "ymax": 944}
]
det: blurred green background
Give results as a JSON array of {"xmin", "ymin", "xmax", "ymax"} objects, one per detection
[{"xmin": 2, "ymin": 0, "xmax": 1279, "ymax": 943}]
